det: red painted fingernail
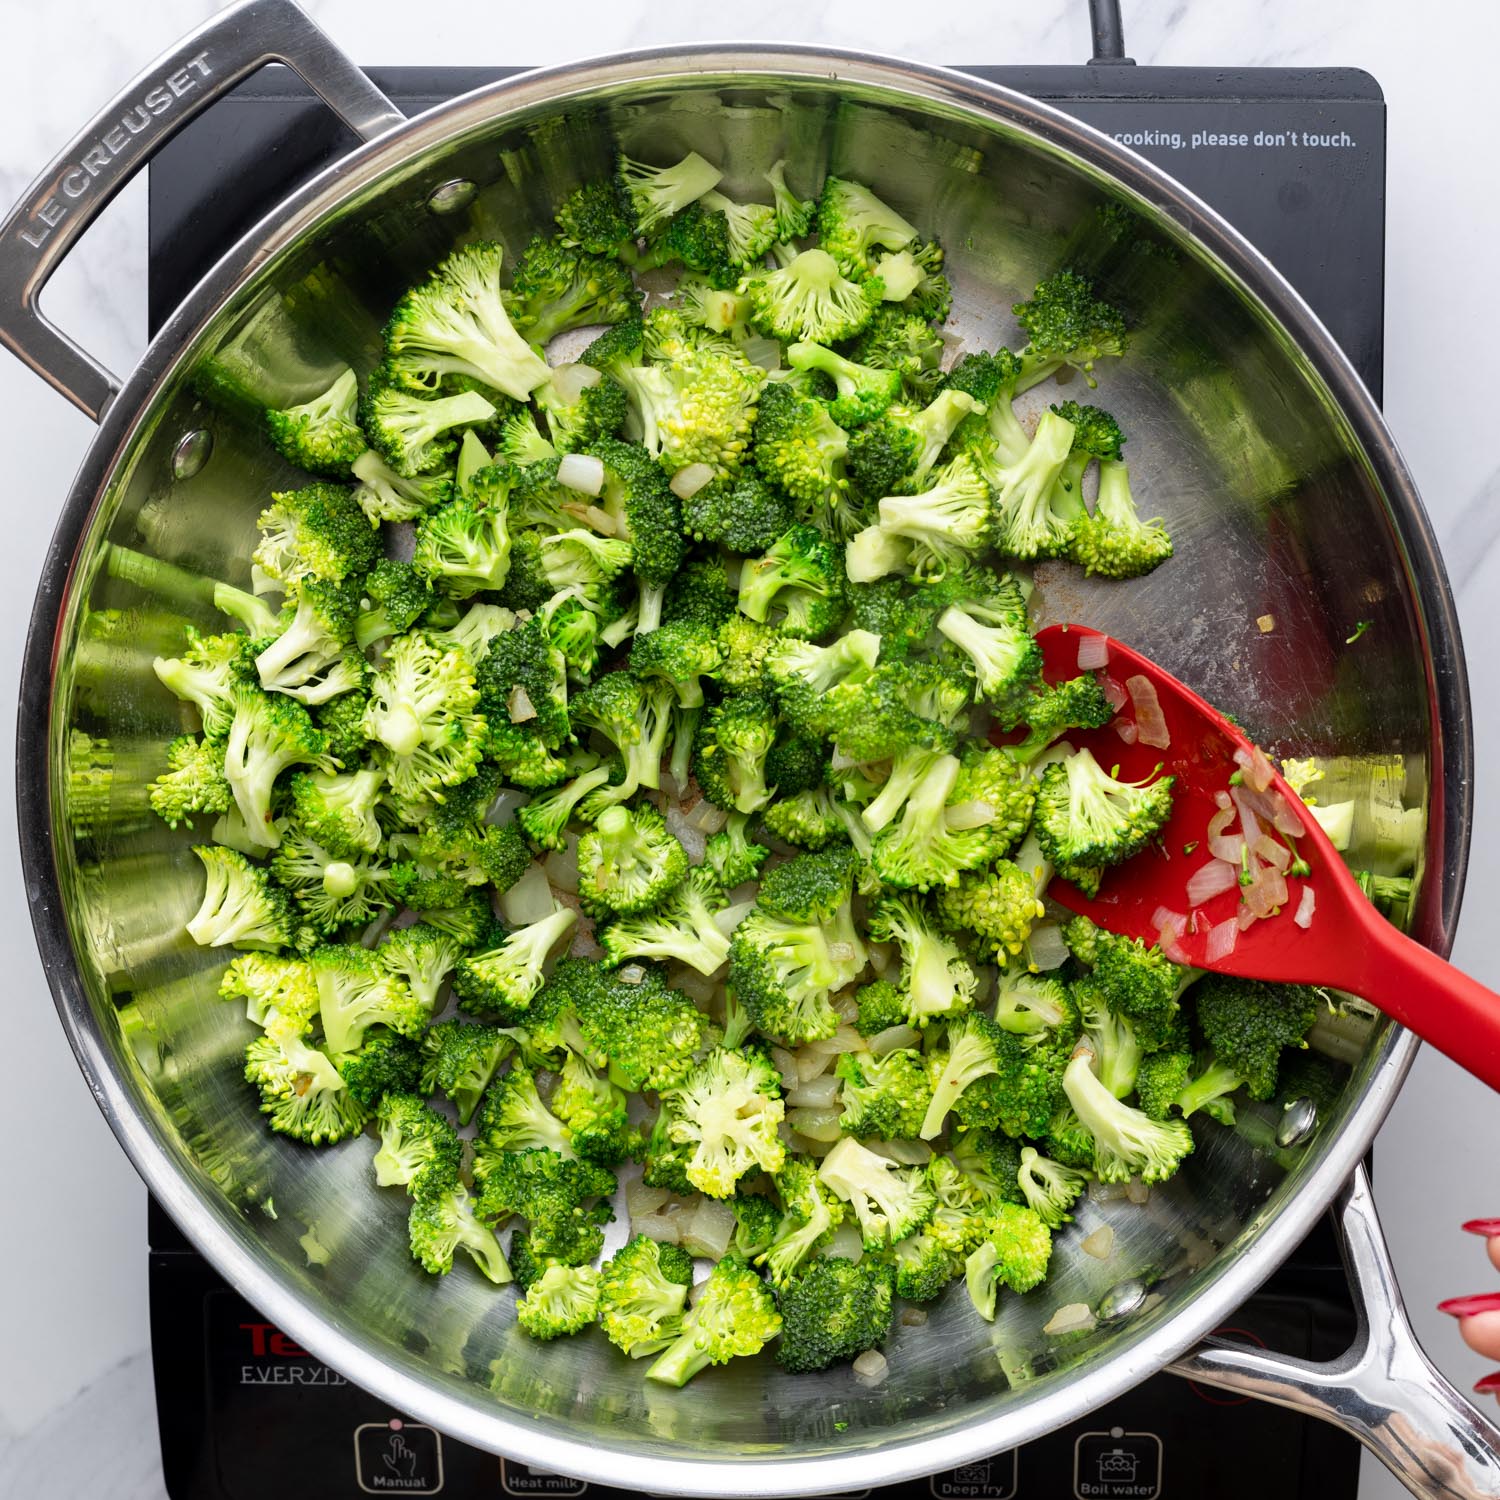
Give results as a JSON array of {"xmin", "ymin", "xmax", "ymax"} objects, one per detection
[
  {"xmin": 1475, "ymin": 1373, "xmax": 1500, "ymax": 1394},
  {"xmin": 1463, "ymin": 1220, "xmax": 1500, "ymax": 1237},
  {"xmin": 1438, "ymin": 1295, "xmax": 1500, "ymax": 1317}
]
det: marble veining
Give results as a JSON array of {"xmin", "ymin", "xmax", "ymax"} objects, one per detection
[{"xmin": 1, "ymin": 3, "xmax": 1497, "ymax": 1497}]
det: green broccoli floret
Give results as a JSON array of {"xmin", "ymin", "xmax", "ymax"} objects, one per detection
[
  {"xmin": 950, "ymin": 1127, "xmax": 1025, "ymax": 1204},
  {"xmin": 475, "ymin": 1147, "xmax": 616, "ymax": 1265},
  {"xmin": 474, "ymin": 614, "xmax": 571, "ymax": 748},
  {"xmin": 532, "ymin": 371, "xmax": 630, "ymax": 456},
  {"xmin": 575, "ymin": 803, "xmax": 687, "ymax": 917},
  {"xmin": 1007, "ymin": 675, "xmax": 1115, "ymax": 762},
  {"xmin": 764, "ymin": 630, "xmax": 881, "ymax": 737},
  {"xmin": 618, "ymin": 151, "xmax": 722, "ymax": 234},
  {"xmin": 963, "ymin": 1202, "xmax": 1052, "ymax": 1319},
  {"xmin": 253, "ymin": 578, "xmax": 360, "ymax": 703},
  {"xmin": 742, "ymin": 247, "xmax": 882, "ymax": 345},
  {"xmin": 943, "ymin": 743, "xmax": 1036, "ymax": 863},
  {"xmin": 415, "ymin": 1020, "xmax": 509, "ymax": 1126},
  {"xmin": 1070, "ymin": 456, "xmax": 1174, "ymax": 579},
  {"xmin": 853, "ymin": 978, "xmax": 906, "ymax": 1038},
  {"xmin": 350, "ymin": 449, "xmax": 454, "ymax": 524},
  {"xmin": 551, "ymin": 1052, "xmax": 637, "ymax": 1166},
  {"xmin": 847, "ymin": 455, "xmax": 992, "ymax": 584},
  {"xmin": 931, "ymin": 854, "xmax": 1046, "ymax": 962},
  {"xmin": 244, "ymin": 1013, "xmax": 367, "ymax": 1143},
  {"xmin": 187, "ymin": 844, "xmax": 299, "ymax": 950},
  {"xmin": 662, "ymin": 553, "xmax": 737, "ymax": 633},
  {"xmin": 732, "ymin": 1194, "xmax": 781, "ymax": 1258},
  {"xmin": 629, "ymin": 619, "xmax": 722, "ymax": 711},
  {"xmin": 816, "ymin": 177, "xmax": 919, "ymax": 274},
  {"xmin": 762, "ymin": 159, "xmax": 814, "ymax": 241},
  {"xmin": 253, "ymin": 482, "xmax": 378, "ymax": 590},
  {"xmin": 1062, "ymin": 1044, "xmax": 1194, "ymax": 1183},
  {"xmin": 381, "ymin": 241, "xmax": 549, "ymax": 402},
  {"xmin": 149, "ymin": 734, "xmax": 232, "ymax": 829},
  {"xmin": 358, "ymin": 371, "xmax": 498, "ymax": 478},
  {"xmin": 574, "ymin": 963, "xmax": 709, "ymax": 1093},
  {"xmin": 1016, "ymin": 1145, "xmax": 1088, "ymax": 1228},
  {"xmin": 361, "ymin": 632, "xmax": 485, "ymax": 802},
  {"xmin": 847, "ymin": 389, "xmax": 984, "ymax": 497},
  {"xmin": 676, "ymin": 275, "xmax": 752, "ymax": 340},
  {"xmin": 515, "ymin": 762, "xmax": 613, "ymax": 851},
  {"xmin": 1034, "ymin": 747, "xmax": 1174, "ymax": 870},
  {"xmin": 454, "ymin": 907, "xmax": 577, "ymax": 1017},
  {"xmin": 985, "ymin": 407, "xmax": 1079, "ymax": 561},
  {"xmin": 835, "ymin": 1048, "xmax": 932, "ymax": 1139},
  {"xmin": 817, "ymin": 1136, "xmax": 935, "ymax": 1249},
  {"xmin": 374, "ymin": 922, "xmax": 463, "ymax": 1012},
  {"xmin": 599, "ymin": 866, "xmax": 736, "ymax": 975},
  {"xmin": 866, "ymin": 892, "xmax": 977, "ymax": 1027},
  {"xmin": 785, "ymin": 340, "xmax": 901, "ymax": 428},
  {"xmin": 589, "ymin": 438, "xmax": 687, "ymax": 623},
  {"xmin": 512, "ymin": 1263, "xmax": 598, "ymax": 1340},
  {"xmin": 411, "ymin": 479, "xmax": 514, "ymax": 599},
  {"xmin": 152, "ymin": 630, "xmax": 255, "ymax": 740},
  {"xmin": 270, "ymin": 823, "xmax": 389, "ymax": 933},
  {"xmin": 693, "ymin": 692, "xmax": 778, "ymax": 814},
  {"xmin": 1194, "ymin": 975, "xmax": 1322, "ymax": 1101},
  {"xmin": 872, "ymin": 239, "xmax": 951, "ymax": 322},
  {"xmin": 659, "ymin": 1046, "xmax": 786, "ymax": 1197},
  {"xmin": 565, "ymin": 671, "xmax": 672, "ymax": 809},
  {"xmin": 354, "ymin": 560, "xmax": 434, "ymax": 652},
  {"xmin": 870, "ymin": 752, "xmax": 992, "ymax": 892},
  {"xmin": 848, "ymin": 307, "xmax": 946, "ymax": 403},
  {"xmin": 921, "ymin": 1012, "xmax": 1063, "ymax": 1141},
  {"xmin": 776, "ymin": 1256, "xmax": 895, "ymax": 1373},
  {"xmin": 265, "ymin": 367, "xmax": 367, "ymax": 476},
  {"xmin": 704, "ymin": 809, "xmax": 770, "ymax": 889},
  {"xmin": 646, "ymin": 1255, "xmax": 782, "ymax": 1386},
  {"xmin": 682, "ymin": 470, "xmax": 795, "ymax": 555},
  {"xmin": 220, "ymin": 952, "xmax": 319, "ymax": 1031},
  {"xmin": 507, "ymin": 233, "xmax": 641, "ymax": 343},
  {"xmin": 756, "ymin": 1158, "xmax": 846, "ymax": 1286},
  {"xmin": 762, "ymin": 788, "xmax": 847, "ymax": 850},
  {"xmin": 555, "ymin": 176, "xmax": 637, "ymax": 255},
  {"xmin": 1068, "ymin": 917, "xmax": 1199, "ymax": 1049},
  {"xmin": 737, "ymin": 525, "xmax": 844, "ymax": 638},
  {"xmin": 932, "ymin": 575, "xmax": 1040, "ymax": 717},
  {"xmin": 313, "ymin": 685, "xmax": 372, "ymax": 767},
  {"xmin": 370, "ymin": 1092, "xmax": 462, "ymax": 1189},
  {"xmin": 310, "ymin": 943, "xmax": 427, "ymax": 1053},
  {"xmin": 408, "ymin": 1177, "xmax": 512, "ymax": 1282},
  {"xmin": 1011, "ymin": 269, "xmax": 1127, "ymax": 389},
  {"xmin": 751, "ymin": 380, "xmax": 853, "ymax": 524},
  {"xmin": 495, "ymin": 409, "xmax": 558, "ymax": 468},
  {"xmin": 598, "ymin": 1235, "xmax": 695, "ymax": 1357},
  {"xmin": 472, "ymin": 1065, "xmax": 575, "ymax": 1165},
  {"xmin": 994, "ymin": 972, "xmax": 1081, "ymax": 1053}
]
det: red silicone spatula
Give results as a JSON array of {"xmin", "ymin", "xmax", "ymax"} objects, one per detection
[{"xmin": 1031, "ymin": 623, "xmax": 1500, "ymax": 1092}]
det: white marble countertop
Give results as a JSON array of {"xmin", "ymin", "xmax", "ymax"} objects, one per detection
[{"xmin": 1, "ymin": 3, "xmax": 1497, "ymax": 1497}]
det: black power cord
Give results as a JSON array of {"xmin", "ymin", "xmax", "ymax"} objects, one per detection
[{"xmin": 1087, "ymin": 0, "xmax": 1135, "ymax": 63}]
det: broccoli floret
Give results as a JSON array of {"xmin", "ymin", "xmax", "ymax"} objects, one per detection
[
  {"xmin": 551, "ymin": 1052, "xmax": 637, "ymax": 1166},
  {"xmin": 244, "ymin": 1014, "xmax": 367, "ymax": 1144},
  {"xmin": 1034, "ymin": 747, "xmax": 1174, "ymax": 870},
  {"xmin": 454, "ymin": 907, "xmax": 577, "ymax": 1017},
  {"xmin": 963, "ymin": 1202, "xmax": 1052, "ymax": 1319},
  {"xmin": 515, "ymin": 762, "xmax": 613, "ymax": 851},
  {"xmin": 373, "ymin": 923, "xmax": 462, "ymax": 1012},
  {"xmin": 817, "ymin": 1136, "xmax": 935, "ymax": 1249},
  {"xmin": 350, "ymin": 449, "xmax": 454, "ymax": 524},
  {"xmin": 1194, "ymin": 976, "xmax": 1322, "ymax": 1101},
  {"xmin": 371, "ymin": 1092, "xmax": 462, "ymax": 1189},
  {"xmin": 763, "ymin": 159, "xmax": 814, "ymax": 241},
  {"xmin": 660, "ymin": 1047, "xmax": 786, "ymax": 1197},
  {"xmin": 682, "ymin": 470, "xmax": 795, "ymax": 555},
  {"xmin": 872, "ymin": 240, "xmax": 951, "ymax": 322},
  {"xmin": 1063, "ymin": 1044, "xmax": 1194, "ymax": 1183},
  {"xmin": 852, "ymin": 979, "xmax": 906, "ymax": 1038},
  {"xmin": 513, "ymin": 1263, "xmax": 599, "ymax": 1340},
  {"xmin": 533, "ymin": 372, "xmax": 630, "ymax": 456},
  {"xmin": 355, "ymin": 560, "xmax": 435, "ymax": 651},
  {"xmin": 646, "ymin": 1255, "xmax": 782, "ymax": 1386},
  {"xmin": 361, "ymin": 632, "xmax": 486, "ymax": 802},
  {"xmin": 848, "ymin": 307, "xmax": 946, "ymax": 403},
  {"xmin": 574, "ymin": 963, "xmax": 709, "ymax": 1093},
  {"xmin": 737, "ymin": 525, "xmax": 844, "ymax": 639},
  {"xmin": 575, "ymin": 803, "xmax": 688, "ymax": 917},
  {"xmin": 732, "ymin": 1194, "xmax": 781, "ymax": 1258},
  {"xmin": 253, "ymin": 578, "xmax": 359, "ymax": 700},
  {"xmin": 411, "ymin": 479, "xmax": 514, "ymax": 599},
  {"xmin": 928, "ymin": 578, "xmax": 1039, "ymax": 720},
  {"xmin": 848, "ymin": 455, "xmax": 992, "ymax": 584},
  {"xmin": 589, "ymin": 438, "xmax": 687, "ymax": 622},
  {"xmin": 835, "ymin": 1047, "xmax": 932, "ymax": 1139},
  {"xmin": 676, "ymin": 275, "xmax": 753, "ymax": 340},
  {"xmin": 618, "ymin": 151, "xmax": 722, "ymax": 235},
  {"xmin": 270, "ymin": 823, "xmax": 390, "ymax": 933},
  {"xmin": 358, "ymin": 372, "xmax": 498, "ymax": 478},
  {"xmin": 751, "ymin": 380, "xmax": 853, "ymax": 523},
  {"xmin": 148, "ymin": 734, "xmax": 232, "ymax": 830},
  {"xmin": 816, "ymin": 177, "xmax": 919, "ymax": 274},
  {"xmin": 1069, "ymin": 918, "xmax": 1199, "ymax": 1049},
  {"xmin": 556, "ymin": 176, "xmax": 637, "ymax": 255},
  {"xmin": 310, "ymin": 943, "xmax": 427, "ymax": 1052},
  {"xmin": 187, "ymin": 844, "xmax": 299, "ymax": 950},
  {"xmin": 495, "ymin": 409, "xmax": 558, "ymax": 469},
  {"xmin": 767, "ymin": 729, "xmax": 830, "ymax": 802},
  {"xmin": 569, "ymin": 671, "xmax": 674, "ymax": 807},
  {"xmin": 1012, "ymin": 269, "xmax": 1127, "ymax": 389},
  {"xmin": 742, "ymin": 247, "xmax": 882, "ymax": 345},
  {"xmin": 599, "ymin": 867, "xmax": 735, "ymax": 975},
  {"xmin": 1015, "ymin": 1145, "xmax": 1088, "ymax": 1228},
  {"xmin": 1008, "ymin": 675, "xmax": 1114, "ymax": 762},
  {"xmin": 786, "ymin": 340, "xmax": 901, "ymax": 428},
  {"xmin": 265, "ymin": 367, "xmax": 367, "ymax": 476},
  {"xmin": 629, "ymin": 619, "xmax": 722, "ymax": 710},
  {"xmin": 313, "ymin": 686, "xmax": 372, "ymax": 767},
  {"xmin": 757, "ymin": 1158, "xmax": 846, "ymax": 1286},
  {"xmin": 950, "ymin": 1127, "xmax": 1026, "ymax": 1204},
  {"xmin": 220, "ymin": 952, "xmax": 319, "ymax": 1030},
  {"xmin": 152, "ymin": 630, "xmax": 255, "ymax": 740},
  {"xmin": 472, "ymin": 1066, "xmax": 576, "ymax": 1166},
  {"xmin": 253, "ymin": 482, "xmax": 378, "ymax": 590},
  {"xmin": 613, "ymin": 348, "xmax": 765, "ymax": 482},
  {"xmin": 704, "ymin": 809, "xmax": 770, "ymax": 889},
  {"xmin": 921, "ymin": 1012, "xmax": 1063, "ymax": 1141},
  {"xmin": 764, "ymin": 629, "xmax": 881, "ymax": 737},
  {"xmin": 847, "ymin": 389, "xmax": 984, "ymax": 498},
  {"xmin": 408, "ymin": 1177, "xmax": 512, "ymax": 1283},
  {"xmin": 475, "ymin": 1146, "xmax": 616, "ymax": 1265},
  {"xmin": 932, "ymin": 862, "xmax": 1043, "ymax": 965},
  {"xmin": 985, "ymin": 407, "xmax": 1079, "ymax": 561},
  {"xmin": 381, "ymin": 241, "xmax": 549, "ymax": 402},
  {"xmin": 761, "ymin": 788, "xmax": 845, "ymax": 850},
  {"xmin": 693, "ymin": 691, "xmax": 778, "ymax": 814},
  {"xmin": 776, "ymin": 1256, "xmax": 895, "ymax": 1373},
  {"xmin": 474, "ymin": 614, "xmax": 571, "ymax": 748},
  {"xmin": 507, "ymin": 233, "xmax": 641, "ymax": 344},
  {"xmin": 1070, "ymin": 456, "xmax": 1174, "ymax": 579},
  {"xmin": 871, "ymin": 752, "xmax": 991, "ymax": 892},
  {"xmin": 415, "ymin": 1021, "xmax": 509, "ymax": 1126},
  {"xmin": 662, "ymin": 552, "xmax": 737, "ymax": 632},
  {"xmin": 598, "ymin": 1235, "xmax": 695, "ymax": 1358},
  {"xmin": 943, "ymin": 743, "xmax": 1036, "ymax": 863},
  {"xmin": 994, "ymin": 972, "xmax": 1081, "ymax": 1052},
  {"xmin": 866, "ymin": 892, "xmax": 977, "ymax": 1028}
]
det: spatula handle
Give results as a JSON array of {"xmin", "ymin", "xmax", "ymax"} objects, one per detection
[{"xmin": 1354, "ymin": 923, "xmax": 1500, "ymax": 1092}]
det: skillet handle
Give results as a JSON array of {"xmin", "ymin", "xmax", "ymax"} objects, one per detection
[
  {"xmin": 1169, "ymin": 1164, "xmax": 1500, "ymax": 1498},
  {"xmin": 0, "ymin": 0, "xmax": 403, "ymax": 421}
]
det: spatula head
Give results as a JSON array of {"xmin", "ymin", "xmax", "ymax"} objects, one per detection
[{"xmin": 1031, "ymin": 624, "xmax": 1370, "ymax": 985}]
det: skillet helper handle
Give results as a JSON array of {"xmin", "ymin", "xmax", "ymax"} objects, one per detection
[
  {"xmin": 1170, "ymin": 1165, "xmax": 1500, "ymax": 1498},
  {"xmin": 0, "ymin": 0, "xmax": 404, "ymax": 422}
]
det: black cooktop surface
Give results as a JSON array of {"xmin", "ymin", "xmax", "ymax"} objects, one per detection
[{"xmin": 146, "ymin": 60, "xmax": 1383, "ymax": 1500}]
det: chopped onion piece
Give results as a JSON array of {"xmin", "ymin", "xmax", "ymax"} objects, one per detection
[
  {"xmin": 569, "ymin": 503, "xmax": 618, "ymax": 535},
  {"xmin": 900, "ymin": 1307, "xmax": 929, "ymax": 1327},
  {"xmin": 1151, "ymin": 906, "xmax": 1187, "ymax": 939},
  {"xmin": 485, "ymin": 787, "xmax": 529, "ymax": 826},
  {"xmin": 627, "ymin": 1180, "xmax": 670, "ymax": 1218},
  {"xmin": 1027, "ymin": 921, "xmax": 1069, "ymax": 971},
  {"xmin": 1126, "ymin": 674, "xmax": 1170, "ymax": 748},
  {"xmin": 713, "ymin": 899, "xmax": 756, "ymax": 937},
  {"xmin": 808, "ymin": 1025, "xmax": 864, "ymax": 1056},
  {"xmin": 542, "ymin": 836, "xmax": 581, "ymax": 894},
  {"xmin": 742, "ymin": 335, "xmax": 782, "ymax": 371},
  {"xmin": 1247, "ymin": 746, "xmax": 1276, "ymax": 793},
  {"xmin": 632, "ymin": 1213, "xmax": 681, "ymax": 1245},
  {"xmin": 685, "ymin": 799, "xmax": 729, "ymax": 835},
  {"xmin": 1237, "ymin": 905, "xmax": 1258, "ymax": 932},
  {"xmin": 1243, "ymin": 860, "xmax": 1288, "ymax": 919},
  {"xmin": 788, "ymin": 1106, "xmax": 843, "ymax": 1142},
  {"xmin": 1080, "ymin": 1226, "xmax": 1115, "ymax": 1260},
  {"xmin": 549, "ymin": 362, "xmax": 601, "ymax": 403},
  {"xmin": 832, "ymin": 989, "xmax": 860, "ymax": 1024},
  {"xmin": 1099, "ymin": 674, "xmax": 1128, "ymax": 712},
  {"xmin": 771, "ymin": 1047, "xmax": 799, "ymax": 1090},
  {"xmin": 1295, "ymin": 886, "xmax": 1316, "ymax": 928},
  {"xmin": 1113, "ymin": 716, "xmax": 1139, "ymax": 745},
  {"xmin": 669, "ymin": 463, "xmax": 715, "ymax": 500},
  {"xmin": 1215, "ymin": 790, "xmax": 1233, "ymax": 812},
  {"xmin": 1186, "ymin": 859, "xmax": 1240, "ymax": 906},
  {"xmin": 619, "ymin": 964, "xmax": 647, "ymax": 986},
  {"xmin": 507, "ymin": 684, "xmax": 537, "ymax": 723},
  {"xmin": 1230, "ymin": 788, "xmax": 1263, "ymax": 853},
  {"xmin": 822, "ymin": 1225, "xmax": 864, "ymax": 1263},
  {"xmin": 1257, "ymin": 613, "xmax": 1276, "ymax": 634},
  {"xmin": 664, "ymin": 804, "xmax": 707, "ymax": 864},
  {"xmin": 1076, "ymin": 633, "xmax": 1110, "ymax": 671},
  {"xmin": 945, "ymin": 799, "xmax": 997, "ymax": 830},
  {"xmin": 794, "ymin": 1047, "xmax": 833, "ymax": 1083},
  {"xmin": 852, "ymin": 1350, "xmax": 888, "ymax": 1384},
  {"xmin": 1205, "ymin": 918, "xmax": 1239, "ymax": 962},
  {"xmin": 829, "ymin": 941, "xmax": 857, "ymax": 964},
  {"xmin": 1043, "ymin": 1303, "xmax": 1097, "ymax": 1337},
  {"xmin": 680, "ymin": 1198, "xmax": 736, "ymax": 1260},
  {"xmin": 1253, "ymin": 834, "xmax": 1291, "ymax": 872},
  {"xmin": 1125, "ymin": 1179, "xmax": 1151, "ymax": 1205},
  {"xmin": 557, "ymin": 452, "xmax": 605, "ymax": 496},
  {"xmin": 870, "ymin": 1024, "xmax": 920, "ymax": 1058},
  {"xmin": 499, "ymin": 863, "xmax": 556, "ymax": 926},
  {"xmin": 787, "ymin": 1073, "xmax": 841, "ymax": 1110},
  {"xmin": 1207, "ymin": 806, "xmax": 1247, "ymax": 864}
]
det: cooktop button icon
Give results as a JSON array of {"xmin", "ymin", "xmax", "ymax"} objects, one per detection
[
  {"xmin": 1074, "ymin": 1427, "xmax": 1162, "ymax": 1499},
  {"xmin": 498, "ymin": 1457, "xmax": 590, "ymax": 1496},
  {"xmin": 353, "ymin": 1419, "xmax": 444, "ymax": 1494},
  {"xmin": 930, "ymin": 1451, "xmax": 1018, "ymax": 1498}
]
